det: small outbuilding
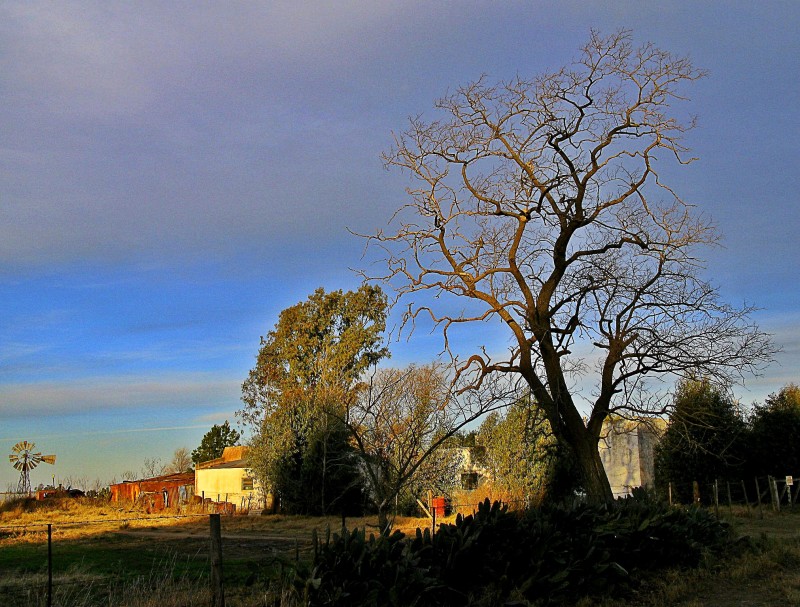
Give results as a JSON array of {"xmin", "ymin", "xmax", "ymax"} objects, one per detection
[{"xmin": 35, "ymin": 487, "xmax": 84, "ymax": 500}]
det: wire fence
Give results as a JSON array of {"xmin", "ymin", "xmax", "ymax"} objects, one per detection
[
  {"xmin": 0, "ymin": 511, "xmax": 305, "ymax": 607},
  {"xmin": 0, "ymin": 496, "xmax": 534, "ymax": 604},
  {"xmin": 0, "ymin": 512, "xmax": 210, "ymax": 532},
  {"xmin": 663, "ymin": 474, "xmax": 799, "ymax": 515}
]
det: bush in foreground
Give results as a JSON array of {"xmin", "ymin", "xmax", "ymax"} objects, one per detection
[{"xmin": 281, "ymin": 496, "xmax": 731, "ymax": 606}]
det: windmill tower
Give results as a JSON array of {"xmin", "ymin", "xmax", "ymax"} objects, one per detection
[{"xmin": 8, "ymin": 441, "xmax": 56, "ymax": 494}]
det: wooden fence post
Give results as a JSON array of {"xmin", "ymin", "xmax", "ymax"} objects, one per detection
[
  {"xmin": 768, "ymin": 476, "xmax": 780, "ymax": 512},
  {"xmin": 668, "ymin": 482, "xmax": 673, "ymax": 507},
  {"xmin": 47, "ymin": 523, "xmax": 52, "ymax": 607},
  {"xmin": 210, "ymin": 514, "xmax": 225, "ymax": 607},
  {"xmin": 741, "ymin": 480, "xmax": 752, "ymax": 516},
  {"xmin": 754, "ymin": 477, "xmax": 763, "ymax": 518},
  {"xmin": 713, "ymin": 480, "xmax": 719, "ymax": 518},
  {"xmin": 427, "ymin": 490, "xmax": 434, "ymax": 536},
  {"xmin": 777, "ymin": 481, "xmax": 789, "ymax": 508},
  {"xmin": 726, "ymin": 481, "xmax": 732, "ymax": 514},
  {"xmin": 692, "ymin": 481, "xmax": 701, "ymax": 505}
]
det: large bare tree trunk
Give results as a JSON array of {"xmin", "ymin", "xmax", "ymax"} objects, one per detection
[
  {"xmin": 548, "ymin": 411, "xmax": 614, "ymax": 504},
  {"xmin": 572, "ymin": 432, "xmax": 614, "ymax": 504}
]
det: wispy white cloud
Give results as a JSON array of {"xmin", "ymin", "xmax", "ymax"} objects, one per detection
[
  {"xmin": 0, "ymin": 373, "xmax": 241, "ymax": 417},
  {"xmin": 193, "ymin": 410, "xmax": 241, "ymax": 426},
  {"xmin": 0, "ymin": 423, "xmax": 212, "ymax": 443}
]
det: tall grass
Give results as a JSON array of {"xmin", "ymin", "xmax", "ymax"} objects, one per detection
[
  {"xmin": 2, "ymin": 553, "xmax": 214, "ymax": 607},
  {"xmin": 583, "ymin": 512, "xmax": 800, "ymax": 607}
]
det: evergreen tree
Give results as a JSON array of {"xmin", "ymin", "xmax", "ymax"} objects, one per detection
[
  {"xmin": 654, "ymin": 379, "xmax": 745, "ymax": 503},
  {"xmin": 191, "ymin": 421, "xmax": 241, "ymax": 465},
  {"xmin": 746, "ymin": 384, "xmax": 800, "ymax": 478}
]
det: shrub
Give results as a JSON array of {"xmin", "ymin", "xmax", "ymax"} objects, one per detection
[{"xmin": 282, "ymin": 496, "xmax": 732, "ymax": 606}]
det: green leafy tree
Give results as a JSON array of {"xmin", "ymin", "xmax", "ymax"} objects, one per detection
[
  {"xmin": 476, "ymin": 396, "xmax": 560, "ymax": 506},
  {"xmin": 191, "ymin": 421, "xmax": 241, "ymax": 465},
  {"xmin": 746, "ymin": 384, "xmax": 800, "ymax": 478},
  {"xmin": 367, "ymin": 30, "xmax": 773, "ymax": 504},
  {"xmin": 240, "ymin": 285, "xmax": 389, "ymax": 515},
  {"xmin": 654, "ymin": 378, "xmax": 746, "ymax": 502}
]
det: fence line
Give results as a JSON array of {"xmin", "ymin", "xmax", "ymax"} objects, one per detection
[
  {"xmin": 4, "ymin": 487, "xmax": 799, "ymax": 605},
  {"xmin": 0, "ymin": 513, "xmax": 228, "ymax": 607},
  {"xmin": 664, "ymin": 474, "xmax": 799, "ymax": 513}
]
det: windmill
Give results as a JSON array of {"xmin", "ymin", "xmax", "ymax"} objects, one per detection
[{"xmin": 8, "ymin": 441, "xmax": 56, "ymax": 494}]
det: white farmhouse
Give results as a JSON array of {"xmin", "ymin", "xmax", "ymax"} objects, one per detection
[{"xmin": 194, "ymin": 446, "xmax": 263, "ymax": 512}]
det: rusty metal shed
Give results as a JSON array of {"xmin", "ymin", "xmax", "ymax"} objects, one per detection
[{"xmin": 110, "ymin": 472, "xmax": 195, "ymax": 511}]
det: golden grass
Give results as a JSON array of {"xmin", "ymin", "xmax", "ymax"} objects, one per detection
[
  {"xmin": 0, "ymin": 497, "xmax": 205, "ymax": 545},
  {"xmin": 0, "ymin": 496, "xmax": 440, "ymax": 548},
  {"xmin": 5, "ymin": 497, "xmax": 800, "ymax": 607}
]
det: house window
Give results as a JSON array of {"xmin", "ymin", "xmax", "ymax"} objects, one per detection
[
  {"xmin": 242, "ymin": 477, "xmax": 254, "ymax": 491},
  {"xmin": 461, "ymin": 472, "xmax": 479, "ymax": 490}
]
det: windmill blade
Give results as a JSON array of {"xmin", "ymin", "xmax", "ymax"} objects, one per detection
[
  {"xmin": 9, "ymin": 454, "xmax": 20, "ymax": 463},
  {"xmin": 41, "ymin": 455, "xmax": 57, "ymax": 465},
  {"xmin": 13, "ymin": 461, "xmax": 24, "ymax": 471},
  {"xmin": 31, "ymin": 452, "xmax": 43, "ymax": 464},
  {"xmin": 12, "ymin": 441, "xmax": 35, "ymax": 453}
]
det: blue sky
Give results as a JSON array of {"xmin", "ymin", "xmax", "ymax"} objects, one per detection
[{"xmin": 1, "ymin": 1, "xmax": 798, "ymax": 490}]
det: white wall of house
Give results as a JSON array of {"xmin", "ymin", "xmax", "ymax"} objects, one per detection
[
  {"xmin": 598, "ymin": 419, "xmax": 665, "ymax": 497},
  {"xmin": 195, "ymin": 468, "xmax": 254, "ymax": 500}
]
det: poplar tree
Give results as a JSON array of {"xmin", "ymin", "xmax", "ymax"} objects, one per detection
[{"xmin": 240, "ymin": 285, "xmax": 389, "ymax": 514}]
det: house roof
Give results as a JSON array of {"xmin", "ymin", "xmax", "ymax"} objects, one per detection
[
  {"xmin": 112, "ymin": 471, "xmax": 195, "ymax": 487},
  {"xmin": 196, "ymin": 446, "xmax": 250, "ymax": 470},
  {"xmin": 198, "ymin": 458, "xmax": 249, "ymax": 470}
]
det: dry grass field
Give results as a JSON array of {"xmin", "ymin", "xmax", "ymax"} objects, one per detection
[
  {"xmin": 1, "ymin": 497, "xmax": 799, "ymax": 606},
  {"xmin": 0, "ymin": 497, "xmax": 435, "ymax": 606}
]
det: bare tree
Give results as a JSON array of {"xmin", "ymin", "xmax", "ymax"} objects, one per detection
[
  {"xmin": 166, "ymin": 447, "xmax": 193, "ymax": 474},
  {"xmin": 141, "ymin": 457, "xmax": 166, "ymax": 479},
  {"xmin": 368, "ymin": 30, "xmax": 773, "ymax": 503},
  {"xmin": 344, "ymin": 363, "xmax": 511, "ymax": 532}
]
